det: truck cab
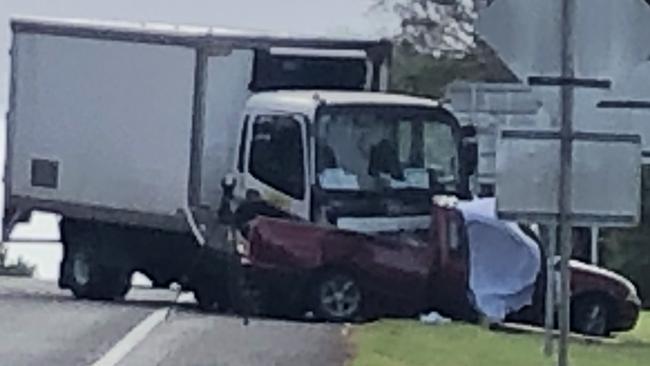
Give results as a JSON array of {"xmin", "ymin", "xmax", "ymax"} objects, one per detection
[{"xmin": 227, "ymin": 90, "xmax": 477, "ymax": 232}]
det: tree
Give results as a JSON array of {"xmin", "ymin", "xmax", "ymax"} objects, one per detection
[
  {"xmin": 602, "ymin": 166, "xmax": 650, "ymax": 308},
  {"xmin": 374, "ymin": 0, "xmax": 516, "ymax": 96},
  {"xmin": 390, "ymin": 40, "xmax": 515, "ymax": 98},
  {"xmin": 375, "ymin": 0, "xmax": 477, "ymax": 55}
]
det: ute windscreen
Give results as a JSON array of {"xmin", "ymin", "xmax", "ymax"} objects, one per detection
[{"xmin": 250, "ymin": 50, "xmax": 368, "ymax": 91}]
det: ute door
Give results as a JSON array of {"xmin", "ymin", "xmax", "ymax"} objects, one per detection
[{"xmin": 243, "ymin": 113, "xmax": 310, "ymax": 219}]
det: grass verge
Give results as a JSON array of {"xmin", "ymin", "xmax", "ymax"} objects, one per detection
[{"xmin": 350, "ymin": 312, "xmax": 650, "ymax": 366}]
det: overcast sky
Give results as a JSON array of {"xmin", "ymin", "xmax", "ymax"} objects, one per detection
[{"xmin": 0, "ymin": 0, "xmax": 398, "ymax": 279}]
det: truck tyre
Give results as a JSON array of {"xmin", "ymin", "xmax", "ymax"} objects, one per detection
[
  {"xmin": 69, "ymin": 246, "xmax": 131, "ymax": 301},
  {"xmin": 195, "ymin": 284, "xmax": 230, "ymax": 313},
  {"xmin": 571, "ymin": 295, "xmax": 611, "ymax": 337},
  {"xmin": 312, "ymin": 271, "xmax": 364, "ymax": 322}
]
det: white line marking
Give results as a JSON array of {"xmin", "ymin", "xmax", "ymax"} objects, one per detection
[{"xmin": 90, "ymin": 307, "xmax": 169, "ymax": 366}]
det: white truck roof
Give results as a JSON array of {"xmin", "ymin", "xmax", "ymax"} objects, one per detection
[
  {"xmin": 11, "ymin": 16, "xmax": 389, "ymax": 51},
  {"xmin": 245, "ymin": 91, "xmax": 442, "ymax": 116}
]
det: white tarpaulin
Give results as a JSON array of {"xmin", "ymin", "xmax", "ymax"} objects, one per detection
[{"xmin": 458, "ymin": 198, "xmax": 541, "ymax": 321}]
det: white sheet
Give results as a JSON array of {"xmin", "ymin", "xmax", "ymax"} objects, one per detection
[{"xmin": 458, "ymin": 198, "xmax": 541, "ymax": 321}]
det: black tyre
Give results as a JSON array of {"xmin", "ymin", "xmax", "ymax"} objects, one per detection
[
  {"xmin": 194, "ymin": 282, "xmax": 231, "ymax": 313},
  {"xmin": 571, "ymin": 296, "xmax": 611, "ymax": 337},
  {"xmin": 60, "ymin": 219, "xmax": 131, "ymax": 301},
  {"xmin": 68, "ymin": 246, "xmax": 131, "ymax": 301},
  {"xmin": 312, "ymin": 272, "xmax": 364, "ymax": 322}
]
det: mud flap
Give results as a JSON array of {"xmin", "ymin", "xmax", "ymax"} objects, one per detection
[{"xmin": 226, "ymin": 255, "xmax": 257, "ymax": 325}]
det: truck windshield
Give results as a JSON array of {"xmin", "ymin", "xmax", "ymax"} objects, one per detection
[{"xmin": 316, "ymin": 105, "xmax": 459, "ymax": 192}]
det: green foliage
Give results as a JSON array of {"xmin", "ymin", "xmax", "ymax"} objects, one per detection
[
  {"xmin": 389, "ymin": 40, "xmax": 516, "ymax": 98},
  {"xmin": 0, "ymin": 243, "xmax": 35, "ymax": 277},
  {"xmin": 602, "ymin": 166, "xmax": 650, "ymax": 308},
  {"xmin": 376, "ymin": 0, "xmax": 477, "ymax": 54},
  {"xmin": 377, "ymin": 1, "xmax": 515, "ymax": 96}
]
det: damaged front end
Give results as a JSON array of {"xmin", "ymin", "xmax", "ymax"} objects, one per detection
[{"xmin": 228, "ymin": 193, "xmax": 474, "ymax": 322}]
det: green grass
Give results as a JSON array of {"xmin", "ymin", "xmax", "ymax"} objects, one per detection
[
  {"xmin": 350, "ymin": 312, "xmax": 650, "ymax": 366},
  {"xmin": 621, "ymin": 312, "xmax": 650, "ymax": 344}
]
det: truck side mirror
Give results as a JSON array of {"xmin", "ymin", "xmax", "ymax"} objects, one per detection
[
  {"xmin": 221, "ymin": 173, "xmax": 236, "ymax": 198},
  {"xmin": 461, "ymin": 126, "xmax": 478, "ymax": 177},
  {"xmin": 218, "ymin": 174, "xmax": 237, "ymax": 224}
]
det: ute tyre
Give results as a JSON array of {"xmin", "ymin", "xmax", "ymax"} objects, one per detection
[
  {"xmin": 313, "ymin": 271, "xmax": 364, "ymax": 323},
  {"xmin": 571, "ymin": 296, "xmax": 611, "ymax": 337},
  {"xmin": 69, "ymin": 246, "xmax": 130, "ymax": 301}
]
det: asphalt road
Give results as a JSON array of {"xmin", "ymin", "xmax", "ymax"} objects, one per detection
[{"xmin": 0, "ymin": 277, "xmax": 347, "ymax": 366}]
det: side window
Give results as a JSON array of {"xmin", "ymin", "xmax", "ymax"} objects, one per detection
[
  {"xmin": 250, "ymin": 50, "xmax": 367, "ymax": 91},
  {"xmin": 249, "ymin": 115, "xmax": 305, "ymax": 199},
  {"xmin": 237, "ymin": 116, "xmax": 249, "ymax": 173}
]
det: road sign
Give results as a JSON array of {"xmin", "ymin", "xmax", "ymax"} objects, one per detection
[
  {"xmin": 585, "ymin": 62, "xmax": 650, "ymax": 161},
  {"xmin": 478, "ymin": 0, "xmax": 650, "ymax": 81},
  {"xmin": 445, "ymin": 82, "xmax": 551, "ymax": 189},
  {"xmin": 496, "ymin": 129, "xmax": 642, "ymax": 226}
]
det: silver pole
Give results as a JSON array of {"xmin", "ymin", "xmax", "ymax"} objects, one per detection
[
  {"xmin": 590, "ymin": 226, "xmax": 599, "ymax": 265},
  {"xmin": 543, "ymin": 224, "xmax": 557, "ymax": 357},
  {"xmin": 558, "ymin": 0, "xmax": 576, "ymax": 365}
]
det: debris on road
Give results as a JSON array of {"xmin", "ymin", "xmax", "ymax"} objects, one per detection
[{"xmin": 419, "ymin": 312, "xmax": 452, "ymax": 325}]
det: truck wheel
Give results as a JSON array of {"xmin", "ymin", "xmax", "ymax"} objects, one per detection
[
  {"xmin": 571, "ymin": 296, "xmax": 611, "ymax": 337},
  {"xmin": 195, "ymin": 283, "xmax": 231, "ymax": 313},
  {"xmin": 312, "ymin": 272, "xmax": 364, "ymax": 322},
  {"xmin": 69, "ymin": 247, "xmax": 131, "ymax": 301}
]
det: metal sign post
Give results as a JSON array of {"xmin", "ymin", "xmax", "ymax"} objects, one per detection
[
  {"xmin": 590, "ymin": 227, "xmax": 599, "ymax": 264},
  {"xmin": 542, "ymin": 224, "xmax": 557, "ymax": 357},
  {"xmin": 557, "ymin": 1, "xmax": 575, "ymax": 364}
]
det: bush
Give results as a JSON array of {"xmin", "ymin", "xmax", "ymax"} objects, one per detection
[
  {"xmin": 602, "ymin": 166, "xmax": 650, "ymax": 309},
  {"xmin": 0, "ymin": 244, "xmax": 35, "ymax": 277},
  {"xmin": 603, "ymin": 228, "xmax": 650, "ymax": 309}
]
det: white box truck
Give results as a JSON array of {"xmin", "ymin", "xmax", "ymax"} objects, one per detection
[{"xmin": 3, "ymin": 17, "xmax": 477, "ymax": 309}]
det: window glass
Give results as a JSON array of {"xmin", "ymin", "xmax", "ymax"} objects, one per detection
[
  {"xmin": 249, "ymin": 115, "xmax": 305, "ymax": 199},
  {"xmin": 251, "ymin": 51, "xmax": 367, "ymax": 91},
  {"xmin": 316, "ymin": 106, "xmax": 459, "ymax": 192}
]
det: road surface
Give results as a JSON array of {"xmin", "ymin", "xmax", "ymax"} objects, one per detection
[{"xmin": 0, "ymin": 277, "xmax": 347, "ymax": 366}]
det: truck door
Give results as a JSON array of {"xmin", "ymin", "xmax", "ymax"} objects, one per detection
[{"xmin": 242, "ymin": 113, "xmax": 310, "ymax": 219}]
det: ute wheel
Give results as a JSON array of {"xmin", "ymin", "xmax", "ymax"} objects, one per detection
[
  {"xmin": 68, "ymin": 246, "xmax": 131, "ymax": 301},
  {"xmin": 571, "ymin": 296, "xmax": 611, "ymax": 337},
  {"xmin": 312, "ymin": 271, "xmax": 364, "ymax": 322}
]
